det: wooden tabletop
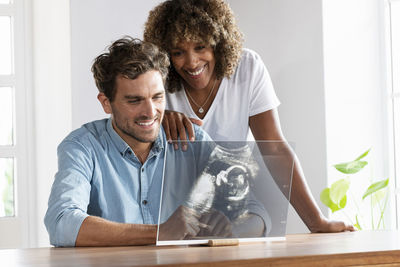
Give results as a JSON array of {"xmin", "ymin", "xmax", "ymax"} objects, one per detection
[{"xmin": 2, "ymin": 230, "xmax": 400, "ymax": 266}]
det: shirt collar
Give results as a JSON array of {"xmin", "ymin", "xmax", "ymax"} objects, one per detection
[{"xmin": 106, "ymin": 117, "xmax": 165, "ymax": 158}]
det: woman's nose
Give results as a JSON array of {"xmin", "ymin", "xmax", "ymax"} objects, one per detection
[{"xmin": 185, "ymin": 52, "xmax": 199, "ymax": 69}]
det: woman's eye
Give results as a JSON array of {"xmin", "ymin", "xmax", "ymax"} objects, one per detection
[
  {"xmin": 196, "ymin": 45, "xmax": 206, "ymax": 50},
  {"xmin": 171, "ymin": 51, "xmax": 182, "ymax": 57}
]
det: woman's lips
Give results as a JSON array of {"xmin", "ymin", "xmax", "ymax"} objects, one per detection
[{"xmin": 185, "ymin": 65, "xmax": 206, "ymax": 78}]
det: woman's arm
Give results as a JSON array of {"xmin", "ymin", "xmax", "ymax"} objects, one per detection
[{"xmin": 249, "ymin": 109, "xmax": 354, "ymax": 233}]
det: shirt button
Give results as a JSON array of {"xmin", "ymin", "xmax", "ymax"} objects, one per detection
[
  {"xmin": 141, "ymin": 168, "xmax": 144, "ymax": 172},
  {"xmin": 128, "ymin": 151, "xmax": 132, "ymax": 155},
  {"xmin": 142, "ymin": 200, "xmax": 148, "ymax": 205}
]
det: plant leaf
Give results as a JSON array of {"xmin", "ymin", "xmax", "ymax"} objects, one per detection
[
  {"xmin": 355, "ymin": 148, "xmax": 371, "ymax": 161},
  {"xmin": 330, "ymin": 179, "xmax": 350, "ymax": 205},
  {"xmin": 354, "ymin": 215, "xmax": 362, "ymax": 230},
  {"xmin": 371, "ymin": 189, "xmax": 386, "ymax": 207},
  {"xmin": 334, "ymin": 161, "xmax": 368, "ymax": 174},
  {"xmin": 320, "ymin": 188, "xmax": 333, "ymax": 208},
  {"xmin": 320, "ymin": 188, "xmax": 342, "ymax": 213},
  {"xmin": 339, "ymin": 194, "xmax": 347, "ymax": 209},
  {"xmin": 362, "ymin": 178, "xmax": 389, "ymax": 200}
]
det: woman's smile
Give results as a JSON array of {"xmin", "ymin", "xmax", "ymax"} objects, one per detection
[{"xmin": 170, "ymin": 41, "xmax": 216, "ymax": 91}]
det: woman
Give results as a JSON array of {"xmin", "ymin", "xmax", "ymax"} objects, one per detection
[{"xmin": 144, "ymin": 0, "xmax": 354, "ymax": 233}]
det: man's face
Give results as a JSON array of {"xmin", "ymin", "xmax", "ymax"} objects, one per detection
[{"xmin": 99, "ymin": 70, "xmax": 166, "ymax": 146}]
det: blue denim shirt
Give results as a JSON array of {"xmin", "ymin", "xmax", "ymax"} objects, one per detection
[{"xmin": 44, "ymin": 118, "xmax": 210, "ymax": 247}]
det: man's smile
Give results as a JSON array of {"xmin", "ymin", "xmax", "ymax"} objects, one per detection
[{"xmin": 135, "ymin": 117, "xmax": 158, "ymax": 128}]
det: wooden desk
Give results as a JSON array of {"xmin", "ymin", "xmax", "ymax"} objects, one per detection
[{"xmin": 2, "ymin": 231, "xmax": 400, "ymax": 266}]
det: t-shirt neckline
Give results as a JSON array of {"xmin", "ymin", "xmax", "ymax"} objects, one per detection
[{"xmin": 181, "ymin": 78, "xmax": 226, "ymax": 123}]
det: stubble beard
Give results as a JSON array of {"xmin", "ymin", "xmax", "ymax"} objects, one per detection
[{"xmin": 113, "ymin": 115, "xmax": 161, "ymax": 144}]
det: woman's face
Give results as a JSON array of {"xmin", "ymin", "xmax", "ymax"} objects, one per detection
[{"xmin": 170, "ymin": 40, "xmax": 216, "ymax": 91}]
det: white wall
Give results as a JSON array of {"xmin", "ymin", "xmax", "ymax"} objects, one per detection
[
  {"xmin": 228, "ymin": 0, "xmax": 327, "ymax": 233},
  {"xmin": 32, "ymin": 0, "xmax": 72, "ymax": 247},
  {"xmin": 70, "ymin": 0, "xmax": 162, "ymax": 129}
]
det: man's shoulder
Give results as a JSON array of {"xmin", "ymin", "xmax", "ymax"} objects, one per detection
[
  {"xmin": 193, "ymin": 124, "xmax": 212, "ymax": 142},
  {"xmin": 159, "ymin": 124, "xmax": 212, "ymax": 142},
  {"xmin": 61, "ymin": 118, "xmax": 109, "ymax": 147}
]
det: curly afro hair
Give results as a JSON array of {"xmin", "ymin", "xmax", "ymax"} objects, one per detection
[{"xmin": 144, "ymin": 0, "xmax": 243, "ymax": 92}]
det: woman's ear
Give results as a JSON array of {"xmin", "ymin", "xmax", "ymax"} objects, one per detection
[{"xmin": 97, "ymin": 93, "xmax": 112, "ymax": 114}]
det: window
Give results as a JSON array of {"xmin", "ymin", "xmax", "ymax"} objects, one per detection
[
  {"xmin": 0, "ymin": 0, "xmax": 16, "ymax": 219},
  {"xmin": 388, "ymin": 0, "xmax": 400, "ymax": 229},
  {"xmin": 0, "ymin": 0, "xmax": 33, "ymax": 248}
]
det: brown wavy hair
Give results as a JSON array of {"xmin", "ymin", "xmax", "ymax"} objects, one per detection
[
  {"xmin": 144, "ymin": 0, "xmax": 243, "ymax": 93},
  {"xmin": 91, "ymin": 37, "xmax": 170, "ymax": 102}
]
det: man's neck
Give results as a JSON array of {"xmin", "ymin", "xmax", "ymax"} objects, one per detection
[
  {"xmin": 111, "ymin": 120, "xmax": 154, "ymax": 164},
  {"xmin": 131, "ymin": 142, "xmax": 152, "ymax": 164}
]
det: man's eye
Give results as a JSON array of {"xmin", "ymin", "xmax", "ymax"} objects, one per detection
[
  {"xmin": 128, "ymin": 100, "xmax": 140, "ymax": 104},
  {"xmin": 196, "ymin": 45, "xmax": 206, "ymax": 50},
  {"xmin": 153, "ymin": 95, "xmax": 164, "ymax": 100}
]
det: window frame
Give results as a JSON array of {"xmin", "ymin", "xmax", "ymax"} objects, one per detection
[
  {"xmin": 386, "ymin": 0, "xmax": 400, "ymax": 230},
  {"xmin": 0, "ymin": 0, "xmax": 35, "ymax": 248}
]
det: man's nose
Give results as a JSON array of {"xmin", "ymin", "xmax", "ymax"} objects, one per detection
[{"xmin": 141, "ymin": 99, "xmax": 157, "ymax": 118}]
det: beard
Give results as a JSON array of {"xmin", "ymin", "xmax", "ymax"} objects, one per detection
[
  {"xmin": 111, "ymin": 106, "xmax": 163, "ymax": 144},
  {"xmin": 114, "ymin": 116, "xmax": 160, "ymax": 143},
  {"xmin": 117, "ymin": 120, "xmax": 160, "ymax": 143}
]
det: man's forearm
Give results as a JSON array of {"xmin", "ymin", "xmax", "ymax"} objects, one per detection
[{"xmin": 75, "ymin": 216, "xmax": 157, "ymax": 246}]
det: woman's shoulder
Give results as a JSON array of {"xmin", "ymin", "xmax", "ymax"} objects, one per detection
[
  {"xmin": 239, "ymin": 48, "xmax": 263, "ymax": 63},
  {"xmin": 230, "ymin": 48, "xmax": 264, "ymax": 81}
]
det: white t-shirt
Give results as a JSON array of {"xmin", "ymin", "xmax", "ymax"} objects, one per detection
[{"xmin": 166, "ymin": 48, "xmax": 280, "ymax": 141}]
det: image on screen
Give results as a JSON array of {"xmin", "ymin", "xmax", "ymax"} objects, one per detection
[{"xmin": 156, "ymin": 141, "xmax": 294, "ymax": 246}]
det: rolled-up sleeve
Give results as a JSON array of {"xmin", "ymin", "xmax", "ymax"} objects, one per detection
[{"xmin": 44, "ymin": 140, "xmax": 93, "ymax": 247}]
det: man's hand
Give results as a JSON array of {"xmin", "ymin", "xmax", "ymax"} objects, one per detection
[
  {"xmin": 158, "ymin": 206, "xmax": 202, "ymax": 240},
  {"xmin": 197, "ymin": 209, "xmax": 232, "ymax": 238},
  {"xmin": 162, "ymin": 110, "xmax": 202, "ymax": 150}
]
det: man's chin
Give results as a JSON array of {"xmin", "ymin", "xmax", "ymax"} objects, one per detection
[{"xmin": 136, "ymin": 129, "xmax": 160, "ymax": 143}]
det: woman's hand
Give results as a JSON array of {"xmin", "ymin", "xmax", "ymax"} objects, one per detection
[
  {"xmin": 310, "ymin": 216, "xmax": 355, "ymax": 233},
  {"xmin": 162, "ymin": 110, "xmax": 203, "ymax": 150}
]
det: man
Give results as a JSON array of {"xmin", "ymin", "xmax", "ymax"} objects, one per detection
[{"xmin": 45, "ymin": 37, "xmax": 267, "ymax": 247}]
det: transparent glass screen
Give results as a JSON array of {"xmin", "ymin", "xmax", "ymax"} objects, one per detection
[{"xmin": 156, "ymin": 141, "xmax": 294, "ymax": 245}]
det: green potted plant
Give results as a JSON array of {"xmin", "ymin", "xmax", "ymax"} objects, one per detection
[{"xmin": 320, "ymin": 149, "xmax": 389, "ymax": 230}]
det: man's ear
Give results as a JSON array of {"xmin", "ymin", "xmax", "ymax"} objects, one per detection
[{"xmin": 97, "ymin": 93, "xmax": 112, "ymax": 114}]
